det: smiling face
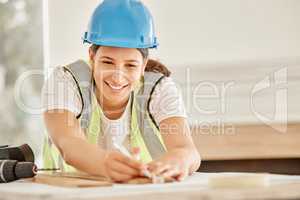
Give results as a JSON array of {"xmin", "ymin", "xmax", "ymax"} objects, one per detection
[{"xmin": 89, "ymin": 46, "xmax": 146, "ymax": 106}]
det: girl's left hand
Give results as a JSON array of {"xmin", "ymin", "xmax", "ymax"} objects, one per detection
[{"xmin": 147, "ymin": 159, "xmax": 189, "ymax": 182}]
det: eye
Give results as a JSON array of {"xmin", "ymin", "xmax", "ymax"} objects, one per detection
[
  {"xmin": 126, "ymin": 64, "xmax": 137, "ymax": 68},
  {"xmin": 102, "ymin": 61, "xmax": 113, "ymax": 65}
]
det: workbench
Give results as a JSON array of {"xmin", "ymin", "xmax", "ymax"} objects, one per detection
[{"xmin": 1, "ymin": 172, "xmax": 300, "ymax": 200}]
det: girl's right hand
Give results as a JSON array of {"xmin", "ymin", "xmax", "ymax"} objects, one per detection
[{"xmin": 102, "ymin": 150, "xmax": 146, "ymax": 182}]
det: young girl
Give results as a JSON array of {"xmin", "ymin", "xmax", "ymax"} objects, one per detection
[{"xmin": 42, "ymin": 0, "xmax": 200, "ymax": 182}]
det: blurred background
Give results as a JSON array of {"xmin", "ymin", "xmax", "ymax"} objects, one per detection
[
  {"xmin": 0, "ymin": 0, "xmax": 43, "ymax": 160},
  {"xmin": 0, "ymin": 0, "xmax": 299, "ymax": 171}
]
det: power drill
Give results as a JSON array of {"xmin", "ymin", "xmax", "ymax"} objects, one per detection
[
  {"xmin": 0, "ymin": 144, "xmax": 60, "ymax": 183},
  {"xmin": 0, "ymin": 160, "xmax": 37, "ymax": 183},
  {"xmin": 0, "ymin": 144, "xmax": 35, "ymax": 162},
  {"xmin": 0, "ymin": 144, "xmax": 37, "ymax": 183}
]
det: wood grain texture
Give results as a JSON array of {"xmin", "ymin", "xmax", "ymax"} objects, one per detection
[
  {"xmin": 191, "ymin": 123, "xmax": 300, "ymax": 160},
  {"xmin": 29, "ymin": 174, "xmax": 112, "ymax": 188},
  {"xmin": 27, "ymin": 172, "xmax": 174, "ymax": 187}
]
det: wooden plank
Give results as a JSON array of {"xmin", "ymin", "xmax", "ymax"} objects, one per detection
[
  {"xmin": 42, "ymin": 171, "xmax": 109, "ymax": 182},
  {"xmin": 191, "ymin": 123, "xmax": 300, "ymax": 160},
  {"xmin": 29, "ymin": 174, "xmax": 112, "ymax": 188},
  {"xmin": 26, "ymin": 172, "xmax": 174, "ymax": 187}
]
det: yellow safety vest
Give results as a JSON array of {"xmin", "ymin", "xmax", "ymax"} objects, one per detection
[{"xmin": 43, "ymin": 60, "xmax": 166, "ymax": 172}]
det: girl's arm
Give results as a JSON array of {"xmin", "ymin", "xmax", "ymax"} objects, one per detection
[
  {"xmin": 43, "ymin": 109, "xmax": 144, "ymax": 181},
  {"xmin": 148, "ymin": 116, "xmax": 201, "ymax": 181}
]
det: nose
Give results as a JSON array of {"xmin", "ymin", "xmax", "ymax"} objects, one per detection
[{"xmin": 111, "ymin": 68, "xmax": 125, "ymax": 83}]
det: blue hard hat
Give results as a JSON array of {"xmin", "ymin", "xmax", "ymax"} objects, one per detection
[{"xmin": 83, "ymin": 0, "xmax": 158, "ymax": 49}]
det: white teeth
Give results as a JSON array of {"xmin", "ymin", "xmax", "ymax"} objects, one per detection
[
  {"xmin": 110, "ymin": 85, "xmax": 122, "ymax": 90},
  {"xmin": 108, "ymin": 83, "xmax": 125, "ymax": 90}
]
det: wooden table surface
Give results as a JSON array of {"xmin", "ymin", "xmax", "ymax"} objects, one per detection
[{"xmin": 1, "ymin": 172, "xmax": 300, "ymax": 200}]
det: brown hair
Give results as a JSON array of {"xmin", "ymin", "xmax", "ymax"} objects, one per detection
[
  {"xmin": 90, "ymin": 44, "xmax": 171, "ymax": 77},
  {"xmin": 145, "ymin": 59, "xmax": 171, "ymax": 77}
]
